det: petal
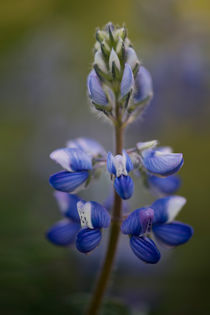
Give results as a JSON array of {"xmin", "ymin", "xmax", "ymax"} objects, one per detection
[
  {"xmin": 121, "ymin": 207, "xmax": 154, "ymax": 236},
  {"xmin": 46, "ymin": 220, "xmax": 80, "ymax": 246},
  {"xmin": 114, "ymin": 175, "xmax": 134, "ymax": 200},
  {"xmin": 49, "ymin": 171, "xmax": 89, "ymax": 193},
  {"xmin": 107, "ymin": 151, "xmax": 133, "ymax": 177},
  {"xmin": 126, "ymin": 47, "xmax": 139, "ymax": 70},
  {"xmin": 153, "ymin": 222, "xmax": 193, "ymax": 246},
  {"xmin": 54, "ymin": 191, "xmax": 82, "ymax": 222},
  {"xmin": 120, "ymin": 63, "xmax": 134, "ymax": 98},
  {"xmin": 142, "ymin": 149, "xmax": 184, "ymax": 176},
  {"xmin": 76, "ymin": 228, "xmax": 102, "ymax": 253},
  {"xmin": 107, "ymin": 152, "xmax": 116, "ymax": 175},
  {"xmin": 136, "ymin": 140, "xmax": 158, "ymax": 152},
  {"xmin": 133, "ymin": 66, "xmax": 153, "ymax": 104},
  {"xmin": 151, "ymin": 196, "xmax": 186, "ymax": 225},
  {"xmin": 90, "ymin": 201, "xmax": 111, "ymax": 228},
  {"xmin": 130, "ymin": 236, "xmax": 161, "ymax": 264},
  {"xmin": 66, "ymin": 137, "xmax": 106, "ymax": 158},
  {"xmin": 77, "ymin": 201, "xmax": 110, "ymax": 229},
  {"xmin": 50, "ymin": 148, "xmax": 92, "ymax": 172},
  {"xmin": 123, "ymin": 150, "xmax": 133, "ymax": 173},
  {"xmin": 87, "ymin": 70, "xmax": 108, "ymax": 106},
  {"xmin": 148, "ymin": 175, "xmax": 181, "ymax": 196}
]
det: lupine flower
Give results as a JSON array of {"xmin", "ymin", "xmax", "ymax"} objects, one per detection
[
  {"xmin": 66, "ymin": 137, "xmax": 106, "ymax": 158},
  {"xmin": 107, "ymin": 150, "xmax": 134, "ymax": 200},
  {"xmin": 121, "ymin": 196, "xmax": 193, "ymax": 263},
  {"xmin": 49, "ymin": 148, "xmax": 92, "ymax": 193},
  {"xmin": 137, "ymin": 143, "xmax": 184, "ymax": 177},
  {"xmin": 46, "ymin": 191, "xmax": 111, "ymax": 253}
]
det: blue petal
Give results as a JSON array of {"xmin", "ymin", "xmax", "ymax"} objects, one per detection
[
  {"xmin": 142, "ymin": 149, "xmax": 184, "ymax": 176},
  {"xmin": 148, "ymin": 175, "xmax": 181, "ymax": 196},
  {"xmin": 151, "ymin": 196, "xmax": 186, "ymax": 225},
  {"xmin": 114, "ymin": 175, "xmax": 134, "ymax": 200},
  {"xmin": 50, "ymin": 148, "xmax": 92, "ymax": 172},
  {"xmin": 120, "ymin": 63, "xmax": 134, "ymax": 98},
  {"xmin": 107, "ymin": 152, "xmax": 116, "ymax": 175},
  {"xmin": 87, "ymin": 70, "xmax": 108, "ymax": 106},
  {"xmin": 121, "ymin": 207, "xmax": 154, "ymax": 236},
  {"xmin": 66, "ymin": 137, "xmax": 106, "ymax": 158},
  {"xmin": 49, "ymin": 171, "xmax": 89, "ymax": 193},
  {"xmin": 133, "ymin": 66, "xmax": 153, "ymax": 104},
  {"xmin": 76, "ymin": 228, "xmax": 102, "ymax": 253},
  {"xmin": 123, "ymin": 150, "xmax": 133, "ymax": 173},
  {"xmin": 54, "ymin": 191, "xmax": 83, "ymax": 222},
  {"xmin": 90, "ymin": 201, "xmax": 111, "ymax": 228},
  {"xmin": 153, "ymin": 222, "xmax": 193, "ymax": 246},
  {"xmin": 130, "ymin": 236, "xmax": 161, "ymax": 264},
  {"xmin": 46, "ymin": 220, "xmax": 80, "ymax": 246}
]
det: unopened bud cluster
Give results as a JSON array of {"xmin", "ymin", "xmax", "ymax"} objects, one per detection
[{"xmin": 88, "ymin": 22, "xmax": 153, "ymax": 124}]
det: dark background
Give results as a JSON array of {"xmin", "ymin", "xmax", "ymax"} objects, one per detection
[{"xmin": 1, "ymin": 0, "xmax": 210, "ymax": 314}]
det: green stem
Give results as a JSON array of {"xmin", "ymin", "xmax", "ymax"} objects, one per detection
[{"xmin": 86, "ymin": 124, "xmax": 124, "ymax": 315}]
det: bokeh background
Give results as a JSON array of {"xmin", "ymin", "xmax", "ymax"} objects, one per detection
[{"xmin": 1, "ymin": 0, "xmax": 210, "ymax": 314}]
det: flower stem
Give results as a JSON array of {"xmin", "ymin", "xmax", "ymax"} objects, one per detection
[{"xmin": 86, "ymin": 123, "xmax": 123, "ymax": 315}]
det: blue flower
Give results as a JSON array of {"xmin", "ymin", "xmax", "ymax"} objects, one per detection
[
  {"xmin": 46, "ymin": 192, "xmax": 111, "ymax": 254},
  {"xmin": 107, "ymin": 150, "xmax": 134, "ymax": 200},
  {"xmin": 49, "ymin": 148, "xmax": 92, "ymax": 193},
  {"xmin": 141, "ymin": 146, "xmax": 184, "ymax": 177},
  {"xmin": 121, "ymin": 196, "xmax": 193, "ymax": 263}
]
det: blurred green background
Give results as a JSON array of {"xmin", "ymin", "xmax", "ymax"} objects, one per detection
[{"xmin": 1, "ymin": 0, "xmax": 210, "ymax": 314}]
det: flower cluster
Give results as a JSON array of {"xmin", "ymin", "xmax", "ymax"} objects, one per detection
[{"xmin": 47, "ymin": 23, "xmax": 193, "ymax": 264}]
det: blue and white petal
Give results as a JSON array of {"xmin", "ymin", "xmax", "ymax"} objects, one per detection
[
  {"xmin": 76, "ymin": 228, "xmax": 102, "ymax": 253},
  {"xmin": 151, "ymin": 196, "xmax": 187, "ymax": 225},
  {"xmin": 107, "ymin": 151, "xmax": 133, "ymax": 177},
  {"xmin": 54, "ymin": 191, "xmax": 82, "ymax": 222},
  {"xmin": 114, "ymin": 175, "xmax": 134, "ymax": 200},
  {"xmin": 87, "ymin": 70, "xmax": 108, "ymax": 106},
  {"xmin": 46, "ymin": 219, "xmax": 80, "ymax": 246},
  {"xmin": 66, "ymin": 137, "xmax": 106, "ymax": 158},
  {"xmin": 50, "ymin": 148, "xmax": 92, "ymax": 172},
  {"xmin": 148, "ymin": 175, "xmax": 181, "ymax": 196},
  {"xmin": 121, "ymin": 207, "xmax": 154, "ymax": 236},
  {"xmin": 133, "ymin": 66, "xmax": 153, "ymax": 104},
  {"xmin": 77, "ymin": 201, "xmax": 110, "ymax": 229},
  {"xmin": 120, "ymin": 63, "xmax": 134, "ymax": 98},
  {"xmin": 49, "ymin": 171, "xmax": 89, "ymax": 193},
  {"xmin": 153, "ymin": 222, "xmax": 193, "ymax": 247},
  {"xmin": 130, "ymin": 236, "xmax": 161, "ymax": 264},
  {"xmin": 142, "ymin": 149, "xmax": 184, "ymax": 176}
]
